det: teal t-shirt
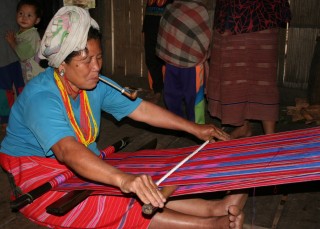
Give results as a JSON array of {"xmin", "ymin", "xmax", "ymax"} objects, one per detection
[{"xmin": 0, "ymin": 67, "xmax": 142, "ymax": 157}]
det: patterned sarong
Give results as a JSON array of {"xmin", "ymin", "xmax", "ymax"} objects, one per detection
[{"xmin": 207, "ymin": 29, "xmax": 279, "ymax": 126}]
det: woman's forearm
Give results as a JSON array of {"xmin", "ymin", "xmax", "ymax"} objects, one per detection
[{"xmin": 129, "ymin": 101, "xmax": 198, "ymax": 136}]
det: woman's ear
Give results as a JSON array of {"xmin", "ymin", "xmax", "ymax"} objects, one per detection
[{"xmin": 58, "ymin": 62, "xmax": 66, "ymax": 76}]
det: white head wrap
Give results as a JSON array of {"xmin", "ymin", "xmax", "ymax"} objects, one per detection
[{"xmin": 38, "ymin": 6, "xmax": 99, "ymax": 68}]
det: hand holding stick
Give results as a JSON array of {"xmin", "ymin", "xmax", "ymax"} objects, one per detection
[
  {"xmin": 142, "ymin": 139, "xmax": 211, "ymax": 215},
  {"xmin": 142, "ymin": 185, "xmax": 177, "ymax": 215}
]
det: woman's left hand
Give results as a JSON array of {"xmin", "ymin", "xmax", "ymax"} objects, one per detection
[{"xmin": 195, "ymin": 124, "xmax": 230, "ymax": 142}]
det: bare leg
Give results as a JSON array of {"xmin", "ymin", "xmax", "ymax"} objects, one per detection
[
  {"xmin": 262, "ymin": 120, "xmax": 276, "ymax": 135},
  {"xmin": 149, "ymin": 205, "xmax": 244, "ymax": 229},
  {"xmin": 165, "ymin": 192, "xmax": 247, "ymax": 217},
  {"xmin": 230, "ymin": 121, "xmax": 252, "ymax": 139}
]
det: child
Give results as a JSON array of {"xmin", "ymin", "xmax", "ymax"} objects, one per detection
[
  {"xmin": 5, "ymin": 0, "xmax": 44, "ymax": 84},
  {"xmin": 0, "ymin": 0, "xmax": 24, "ymax": 132}
]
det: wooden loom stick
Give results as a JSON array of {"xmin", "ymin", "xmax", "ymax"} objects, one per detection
[
  {"xmin": 10, "ymin": 170, "xmax": 73, "ymax": 212},
  {"xmin": 142, "ymin": 139, "xmax": 211, "ymax": 215}
]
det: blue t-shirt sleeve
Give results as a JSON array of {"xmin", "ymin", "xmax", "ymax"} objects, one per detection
[{"xmin": 24, "ymin": 91, "xmax": 75, "ymax": 156}]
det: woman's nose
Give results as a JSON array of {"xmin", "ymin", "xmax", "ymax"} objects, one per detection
[{"xmin": 91, "ymin": 58, "xmax": 101, "ymax": 71}]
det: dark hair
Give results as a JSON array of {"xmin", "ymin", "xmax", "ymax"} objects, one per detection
[
  {"xmin": 17, "ymin": 0, "xmax": 43, "ymax": 18},
  {"xmin": 64, "ymin": 27, "xmax": 102, "ymax": 64}
]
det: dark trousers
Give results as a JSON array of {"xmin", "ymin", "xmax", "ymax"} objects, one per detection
[
  {"xmin": 163, "ymin": 64, "xmax": 197, "ymax": 122},
  {"xmin": 144, "ymin": 20, "xmax": 164, "ymax": 94},
  {"xmin": 0, "ymin": 61, "xmax": 24, "ymax": 123}
]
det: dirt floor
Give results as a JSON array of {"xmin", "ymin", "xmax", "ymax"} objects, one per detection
[{"xmin": 0, "ymin": 86, "xmax": 319, "ymax": 229}]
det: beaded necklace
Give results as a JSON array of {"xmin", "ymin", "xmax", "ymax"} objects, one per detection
[{"xmin": 54, "ymin": 71, "xmax": 98, "ymax": 146}]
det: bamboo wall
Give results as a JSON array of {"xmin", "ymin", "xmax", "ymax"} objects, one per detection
[
  {"xmin": 90, "ymin": 0, "xmax": 145, "ymax": 79},
  {"xmin": 279, "ymin": 0, "xmax": 320, "ymax": 89},
  {"xmin": 90, "ymin": 0, "xmax": 319, "ymax": 90}
]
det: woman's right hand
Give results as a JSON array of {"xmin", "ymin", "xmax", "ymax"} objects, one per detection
[{"xmin": 119, "ymin": 173, "xmax": 166, "ymax": 208}]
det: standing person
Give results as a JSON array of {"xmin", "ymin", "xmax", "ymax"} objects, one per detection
[
  {"xmin": 156, "ymin": 0, "xmax": 212, "ymax": 124},
  {"xmin": 206, "ymin": 0, "xmax": 291, "ymax": 139},
  {"xmin": 5, "ymin": 0, "xmax": 44, "ymax": 84},
  {"xmin": 0, "ymin": 0, "xmax": 24, "ymax": 131},
  {"xmin": 0, "ymin": 6, "xmax": 247, "ymax": 229},
  {"xmin": 143, "ymin": 0, "xmax": 173, "ymax": 104}
]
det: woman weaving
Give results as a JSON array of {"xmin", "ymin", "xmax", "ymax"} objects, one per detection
[{"xmin": 0, "ymin": 6, "xmax": 247, "ymax": 229}]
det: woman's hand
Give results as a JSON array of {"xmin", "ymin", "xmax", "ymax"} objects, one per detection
[
  {"xmin": 119, "ymin": 173, "xmax": 166, "ymax": 208},
  {"xmin": 195, "ymin": 124, "xmax": 230, "ymax": 142}
]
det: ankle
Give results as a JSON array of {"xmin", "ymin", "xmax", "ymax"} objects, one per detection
[{"xmin": 230, "ymin": 125, "xmax": 252, "ymax": 139}]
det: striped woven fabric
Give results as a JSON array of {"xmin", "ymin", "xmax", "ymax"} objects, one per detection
[
  {"xmin": 1, "ymin": 127, "xmax": 320, "ymax": 228},
  {"xmin": 55, "ymin": 126, "xmax": 320, "ymax": 196}
]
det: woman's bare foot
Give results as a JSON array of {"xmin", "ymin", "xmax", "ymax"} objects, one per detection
[
  {"xmin": 209, "ymin": 205, "xmax": 244, "ymax": 229},
  {"xmin": 230, "ymin": 121, "xmax": 252, "ymax": 139},
  {"xmin": 228, "ymin": 205, "xmax": 245, "ymax": 229},
  {"xmin": 208, "ymin": 192, "xmax": 248, "ymax": 216}
]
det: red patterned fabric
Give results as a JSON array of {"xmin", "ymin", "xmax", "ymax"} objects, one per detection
[{"xmin": 214, "ymin": 0, "xmax": 291, "ymax": 34}]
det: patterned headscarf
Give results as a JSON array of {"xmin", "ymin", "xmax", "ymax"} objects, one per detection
[{"xmin": 38, "ymin": 6, "xmax": 99, "ymax": 68}]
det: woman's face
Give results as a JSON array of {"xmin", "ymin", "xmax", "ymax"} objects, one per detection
[{"xmin": 62, "ymin": 38, "xmax": 103, "ymax": 91}]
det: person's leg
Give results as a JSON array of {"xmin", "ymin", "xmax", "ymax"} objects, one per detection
[
  {"xmin": 163, "ymin": 64, "xmax": 185, "ymax": 118},
  {"xmin": 181, "ymin": 67, "xmax": 197, "ymax": 122},
  {"xmin": 144, "ymin": 28, "xmax": 164, "ymax": 95},
  {"xmin": 194, "ymin": 64, "xmax": 206, "ymax": 124},
  {"xmin": 10, "ymin": 61, "xmax": 24, "ymax": 95},
  {"xmin": 0, "ymin": 62, "xmax": 23, "ymax": 128},
  {"xmin": 180, "ymin": 65, "xmax": 206, "ymax": 124},
  {"xmin": 149, "ymin": 204, "xmax": 244, "ymax": 229},
  {"xmin": 230, "ymin": 120, "xmax": 252, "ymax": 139},
  {"xmin": 165, "ymin": 191, "xmax": 247, "ymax": 217},
  {"xmin": 262, "ymin": 120, "xmax": 276, "ymax": 135}
]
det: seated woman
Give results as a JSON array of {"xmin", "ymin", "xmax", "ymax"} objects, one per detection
[{"xmin": 0, "ymin": 6, "xmax": 247, "ymax": 229}]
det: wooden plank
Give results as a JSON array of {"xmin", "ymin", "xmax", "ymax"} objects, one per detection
[
  {"xmin": 91, "ymin": 1, "xmax": 113, "ymax": 76},
  {"xmin": 125, "ymin": 0, "xmax": 144, "ymax": 77},
  {"xmin": 290, "ymin": 0, "xmax": 320, "ymax": 28},
  {"xmin": 271, "ymin": 195, "xmax": 288, "ymax": 229},
  {"xmin": 113, "ymin": 0, "xmax": 129, "ymax": 76}
]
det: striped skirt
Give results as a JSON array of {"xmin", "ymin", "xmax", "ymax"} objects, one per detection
[
  {"xmin": 0, "ymin": 153, "xmax": 151, "ymax": 229},
  {"xmin": 206, "ymin": 29, "xmax": 280, "ymax": 126}
]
